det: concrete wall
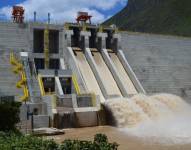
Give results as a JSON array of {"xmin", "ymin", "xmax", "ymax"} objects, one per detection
[
  {"xmin": 121, "ymin": 32, "xmax": 191, "ymax": 102},
  {"xmin": 0, "ymin": 22, "xmax": 29, "ymax": 50}
]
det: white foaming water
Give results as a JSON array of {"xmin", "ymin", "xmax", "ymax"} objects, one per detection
[
  {"xmin": 104, "ymin": 93, "xmax": 191, "ymax": 144},
  {"xmin": 104, "ymin": 98, "xmax": 144, "ymax": 127}
]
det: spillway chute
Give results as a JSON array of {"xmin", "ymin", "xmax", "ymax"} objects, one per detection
[
  {"xmin": 74, "ymin": 49, "xmax": 105, "ymax": 103},
  {"xmin": 102, "ymin": 48, "xmax": 138, "ymax": 96},
  {"xmin": 85, "ymin": 48, "xmax": 122, "ymax": 99}
]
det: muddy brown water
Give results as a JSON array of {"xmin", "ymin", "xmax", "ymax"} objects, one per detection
[{"xmin": 46, "ymin": 126, "xmax": 191, "ymax": 150}]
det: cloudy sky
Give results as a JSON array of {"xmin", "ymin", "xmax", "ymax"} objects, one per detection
[{"xmin": 0, "ymin": 0, "xmax": 127, "ymax": 23}]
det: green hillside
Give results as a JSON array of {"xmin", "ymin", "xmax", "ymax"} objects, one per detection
[{"xmin": 104, "ymin": 0, "xmax": 191, "ymax": 37}]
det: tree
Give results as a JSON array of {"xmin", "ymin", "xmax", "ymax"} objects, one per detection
[{"xmin": 0, "ymin": 97, "xmax": 21, "ymax": 131}]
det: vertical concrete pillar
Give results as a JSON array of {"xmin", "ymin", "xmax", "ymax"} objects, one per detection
[
  {"xmin": 80, "ymin": 31, "xmax": 91, "ymax": 50},
  {"xmin": 97, "ymin": 32, "xmax": 107, "ymax": 50},
  {"xmin": 59, "ymin": 29, "xmax": 63, "ymax": 56},
  {"xmin": 113, "ymin": 33, "xmax": 122, "ymax": 51},
  {"xmin": 64, "ymin": 30, "xmax": 73, "ymax": 47}
]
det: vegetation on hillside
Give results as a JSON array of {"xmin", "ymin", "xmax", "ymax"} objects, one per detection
[{"xmin": 104, "ymin": 0, "xmax": 191, "ymax": 37}]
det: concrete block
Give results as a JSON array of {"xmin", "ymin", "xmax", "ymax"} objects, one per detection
[{"xmin": 33, "ymin": 115, "xmax": 50, "ymax": 128}]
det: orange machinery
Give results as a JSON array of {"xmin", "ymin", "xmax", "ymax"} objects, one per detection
[
  {"xmin": 76, "ymin": 12, "xmax": 92, "ymax": 24},
  {"xmin": 12, "ymin": 6, "xmax": 24, "ymax": 23}
]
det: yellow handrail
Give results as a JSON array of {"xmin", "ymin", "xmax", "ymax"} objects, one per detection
[
  {"xmin": 72, "ymin": 74, "xmax": 81, "ymax": 95},
  {"xmin": 38, "ymin": 75, "xmax": 46, "ymax": 96}
]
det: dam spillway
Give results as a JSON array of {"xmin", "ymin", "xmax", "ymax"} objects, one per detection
[{"xmin": 0, "ymin": 20, "xmax": 191, "ymax": 146}]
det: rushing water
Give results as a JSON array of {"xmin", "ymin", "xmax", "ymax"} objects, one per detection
[{"xmin": 104, "ymin": 93, "xmax": 191, "ymax": 144}]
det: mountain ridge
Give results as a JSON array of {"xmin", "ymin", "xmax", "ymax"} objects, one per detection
[{"xmin": 104, "ymin": 0, "xmax": 191, "ymax": 37}]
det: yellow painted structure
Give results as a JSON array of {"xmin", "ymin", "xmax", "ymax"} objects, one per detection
[
  {"xmin": 72, "ymin": 74, "xmax": 81, "ymax": 94},
  {"xmin": 44, "ymin": 28, "xmax": 49, "ymax": 69},
  {"xmin": 38, "ymin": 75, "xmax": 46, "ymax": 96}
]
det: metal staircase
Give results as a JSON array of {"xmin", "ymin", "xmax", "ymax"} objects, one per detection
[
  {"xmin": 22, "ymin": 56, "xmax": 34, "ymax": 102},
  {"xmin": 20, "ymin": 52, "xmax": 41, "ymax": 102}
]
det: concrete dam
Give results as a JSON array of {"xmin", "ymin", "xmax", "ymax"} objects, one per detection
[{"xmin": 1, "ymin": 21, "xmax": 191, "ymax": 141}]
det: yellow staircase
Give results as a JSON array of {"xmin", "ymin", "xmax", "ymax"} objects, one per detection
[{"xmin": 10, "ymin": 52, "xmax": 29, "ymax": 102}]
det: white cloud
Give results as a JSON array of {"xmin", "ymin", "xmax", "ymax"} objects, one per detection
[{"xmin": 0, "ymin": 0, "xmax": 126, "ymax": 23}]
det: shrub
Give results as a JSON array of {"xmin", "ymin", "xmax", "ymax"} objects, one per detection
[
  {"xmin": 0, "ymin": 133, "xmax": 119, "ymax": 150},
  {"xmin": 94, "ymin": 133, "xmax": 108, "ymax": 144},
  {"xmin": 0, "ymin": 132, "xmax": 58, "ymax": 150},
  {"xmin": 60, "ymin": 133, "xmax": 119, "ymax": 150}
]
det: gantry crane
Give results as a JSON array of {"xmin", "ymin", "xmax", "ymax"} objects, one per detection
[
  {"xmin": 76, "ymin": 12, "xmax": 92, "ymax": 24},
  {"xmin": 12, "ymin": 6, "xmax": 24, "ymax": 23}
]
